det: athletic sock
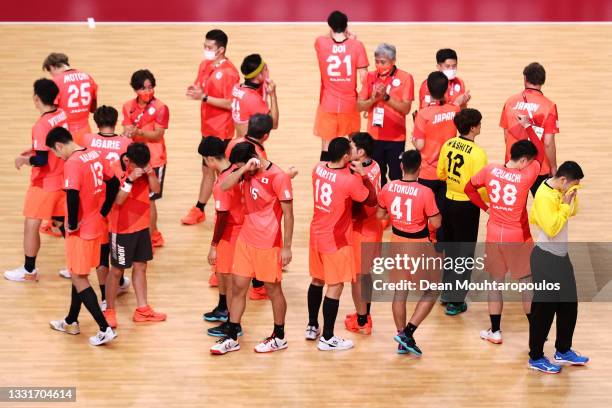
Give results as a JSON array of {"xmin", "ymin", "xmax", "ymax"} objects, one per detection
[
  {"xmin": 366, "ymin": 302, "xmax": 371, "ymax": 315},
  {"xmin": 357, "ymin": 314, "xmax": 368, "ymax": 326},
  {"xmin": 403, "ymin": 322, "xmax": 417, "ymax": 337},
  {"xmin": 227, "ymin": 322, "xmax": 240, "ymax": 341},
  {"xmin": 217, "ymin": 294, "xmax": 227, "ymax": 312},
  {"xmin": 252, "ymin": 278, "xmax": 264, "ymax": 288},
  {"xmin": 65, "ymin": 285, "xmax": 82, "ymax": 324},
  {"xmin": 24, "ymin": 256, "xmax": 36, "ymax": 273},
  {"xmin": 119, "ymin": 274, "xmax": 125, "ymax": 287},
  {"xmin": 274, "ymin": 324, "xmax": 285, "ymax": 339},
  {"xmin": 490, "ymin": 314, "xmax": 501, "ymax": 332},
  {"xmin": 78, "ymin": 286, "xmax": 109, "ymax": 332},
  {"xmin": 322, "ymin": 297, "xmax": 340, "ymax": 340},
  {"xmin": 320, "ymin": 151, "xmax": 330, "ymax": 162},
  {"xmin": 307, "ymin": 284, "xmax": 324, "ymax": 327},
  {"xmin": 195, "ymin": 201, "xmax": 205, "ymax": 211},
  {"xmin": 99, "ymin": 284, "xmax": 106, "ymax": 301}
]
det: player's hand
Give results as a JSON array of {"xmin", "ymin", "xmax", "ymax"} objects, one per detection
[
  {"xmin": 186, "ymin": 85, "xmax": 204, "ymax": 100},
  {"xmin": 280, "ymin": 247, "xmax": 292, "ymax": 267},
  {"xmin": 20, "ymin": 149, "xmax": 33, "ymax": 157},
  {"xmin": 122, "ymin": 125, "xmax": 135, "ymax": 138},
  {"xmin": 129, "ymin": 167, "xmax": 145, "ymax": 181},
  {"xmin": 349, "ymin": 161, "xmax": 366, "ymax": 176},
  {"xmin": 243, "ymin": 157, "xmax": 261, "ymax": 172},
  {"xmin": 208, "ymin": 246, "xmax": 217, "ymax": 266},
  {"xmin": 563, "ymin": 189, "xmax": 577, "ymax": 205},
  {"xmin": 143, "ymin": 165, "xmax": 154, "ymax": 175},
  {"xmin": 66, "ymin": 223, "xmax": 80, "ymax": 233},
  {"xmin": 14, "ymin": 155, "xmax": 29, "ymax": 169},
  {"xmin": 266, "ymin": 79, "xmax": 276, "ymax": 95},
  {"xmin": 346, "ymin": 30, "xmax": 357, "ymax": 40},
  {"xmin": 516, "ymin": 114, "xmax": 531, "ymax": 129},
  {"xmin": 287, "ymin": 166, "xmax": 298, "ymax": 179},
  {"xmin": 456, "ymin": 90, "xmax": 471, "ymax": 106}
]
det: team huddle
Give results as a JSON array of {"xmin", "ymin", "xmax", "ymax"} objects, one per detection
[{"xmin": 6, "ymin": 10, "xmax": 588, "ymax": 374}]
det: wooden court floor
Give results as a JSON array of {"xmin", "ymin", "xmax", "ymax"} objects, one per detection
[{"xmin": 0, "ymin": 24, "xmax": 611, "ymax": 407}]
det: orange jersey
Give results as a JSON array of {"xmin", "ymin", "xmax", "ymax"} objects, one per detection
[
  {"xmin": 239, "ymin": 162, "xmax": 293, "ymax": 249},
  {"xmin": 195, "ymin": 59, "xmax": 240, "ymax": 139},
  {"xmin": 310, "ymin": 162, "xmax": 369, "ymax": 253},
  {"xmin": 30, "ymin": 109, "xmax": 68, "ymax": 191},
  {"xmin": 359, "ymin": 68, "xmax": 414, "ymax": 142},
  {"xmin": 63, "ymin": 148, "xmax": 112, "ymax": 239},
  {"xmin": 378, "ymin": 180, "xmax": 439, "ymax": 233},
  {"xmin": 315, "ymin": 36, "xmax": 369, "ymax": 113},
  {"xmin": 108, "ymin": 170, "xmax": 150, "ymax": 234},
  {"xmin": 53, "ymin": 69, "xmax": 97, "ymax": 130},
  {"xmin": 352, "ymin": 160, "xmax": 382, "ymax": 237},
  {"xmin": 82, "ymin": 132, "xmax": 132, "ymax": 177},
  {"xmin": 418, "ymin": 77, "xmax": 466, "ymax": 109},
  {"xmin": 213, "ymin": 165, "xmax": 244, "ymax": 241},
  {"xmin": 470, "ymin": 161, "xmax": 541, "ymax": 240},
  {"xmin": 231, "ymin": 84, "xmax": 268, "ymax": 125},
  {"xmin": 500, "ymin": 88, "xmax": 559, "ymax": 175},
  {"xmin": 413, "ymin": 102, "xmax": 460, "ymax": 180},
  {"xmin": 225, "ymin": 136, "xmax": 267, "ymax": 160},
  {"xmin": 122, "ymin": 98, "xmax": 169, "ymax": 168}
]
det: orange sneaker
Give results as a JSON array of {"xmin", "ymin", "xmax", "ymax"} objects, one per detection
[
  {"xmin": 151, "ymin": 231, "xmax": 165, "ymax": 247},
  {"xmin": 181, "ymin": 206, "xmax": 205, "ymax": 225},
  {"xmin": 208, "ymin": 272, "xmax": 218, "ymax": 287},
  {"xmin": 344, "ymin": 312, "xmax": 372, "ymax": 335},
  {"xmin": 133, "ymin": 305, "xmax": 167, "ymax": 322},
  {"xmin": 103, "ymin": 308, "xmax": 118, "ymax": 329},
  {"xmin": 40, "ymin": 220, "xmax": 62, "ymax": 237},
  {"xmin": 249, "ymin": 286, "xmax": 269, "ymax": 300}
]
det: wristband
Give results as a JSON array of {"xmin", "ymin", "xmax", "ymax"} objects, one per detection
[
  {"xmin": 202, "ymin": 94, "xmax": 208, "ymax": 103},
  {"xmin": 383, "ymin": 94, "xmax": 390, "ymax": 102},
  {"xmin": 121, "ymin": 182, "xmax": 133, "ymax": 193}
]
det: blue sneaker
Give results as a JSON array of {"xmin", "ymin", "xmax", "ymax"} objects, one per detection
[
  {"xmin": 554, "ymin": 349, "xmax": 589, "ymax": 366},
  {"xmin": 207, "ymin": 322, "xmax": 243, "ymax": 337},
  {"xmin": 393, "ymin": 332, "xmax": 422, "ymax": 356},
  {"xmin": 203, "ymin": 307, "xmax": 229, "ymax": 322},
  {"xmin": 445, "ymin": 302, "xmax": 468, "ymax": 316},
  {"xmin": 529, "ymin": 357, "xmax": 562, "ymax": 374}
]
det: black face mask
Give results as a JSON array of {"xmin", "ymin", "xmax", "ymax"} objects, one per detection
[{"xmin": 244, "ymin": 80, "xmax": 262, "ymax": 89}]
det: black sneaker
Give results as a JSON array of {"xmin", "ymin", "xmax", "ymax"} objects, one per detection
[
  {"xmin": 203, "ymin": 307, "xmax": 229, "ymax": 322},
  {"xmin": 207, "ymin": 322, "xmax": 243, "ymax": 337},
  {"xmin": 393, "ymin": 332, "xmax": 422, "ymax": 356}
]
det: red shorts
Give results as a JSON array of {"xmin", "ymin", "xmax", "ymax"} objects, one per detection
[
  {"xmin": 65, "ymin": 234, "xmax": 102, "ymax": 276},
  {"xmin": 352, "ymin": 230, "xmax": 382, "ymax": 277},
  {"xmin": 485, "ymin": 224, "xmax": 533, "ymax": 280},
  {"xmin": 313, "ymin": 106, "xmax": 361, "ymax": 140},
  {"xmin": 213, "ymin": 236, "xmax": 238, "ymax": 275},
  {"xmin": 23, "ymin": 186, "xmax": 65, "ymax": 219},
  {"xmin": 309, "ymin": 245, "xmax": 355, "ymax": 285},
  {"xmin": 232, "ymin": 238, "xmax": 282, "ymax": 283},
  {"xmin": 388, "ymin": 235, "xmax": 441, "ymax": 284}
]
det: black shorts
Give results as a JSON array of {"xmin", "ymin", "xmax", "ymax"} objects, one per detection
[
  {"xmin": 110, "ymin": 228, "xmax": 153, "ymax": 269},
  {"xmin": 200, "ymin": 137, "xmax": 230, "ymax": 165},
  {"xmin": 150, "ymin": 165, "xmax": 166, "ymax": 200}
]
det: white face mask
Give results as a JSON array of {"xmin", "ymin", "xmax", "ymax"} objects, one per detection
[
  {"xmin": 442, "ymin": 69, "xmax": 457, "ymax": 80},
  {"xmin": 203, "ymin": 50, "xmax": 217, "ymax": 61}
]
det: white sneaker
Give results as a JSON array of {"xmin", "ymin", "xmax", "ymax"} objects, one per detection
[
  {"xmin": 254, "ymin": 335, "xmax": 288, "ymax": 353},
  {"xmin": 4, "ymin": 266, "xmax": 38, "ymax": 282},
  {"xmin": 117, "ymin": 276, "xmax": 131, "ymax": 295},
  {"xmin": 210, "ymin": 337, "xmax": 240, "ymax": 355},
  {"xmin": 480, "ymin": 329, "xmax": 503, "ymax": 344},
  {"xmin": 305, "ymin": 325, "xmax": 320, "ymax": 341},
  {"xmin": 317, "ymin": 335, "xmax": 354, "ymax": 351},
  {"xmin": 58, "ymin": 268, "xmax": 71, "ymax": 279},
  {"xmin": 100, "ymin": 300, "xmax": 107, "ymax": 312},
  {"xmin": 49, "ymin": 319, "xmax": 80, "ymax": 335},
  {"xmin": 89, "ymin": 327, "xmax": 117, "ymax": 346}
]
